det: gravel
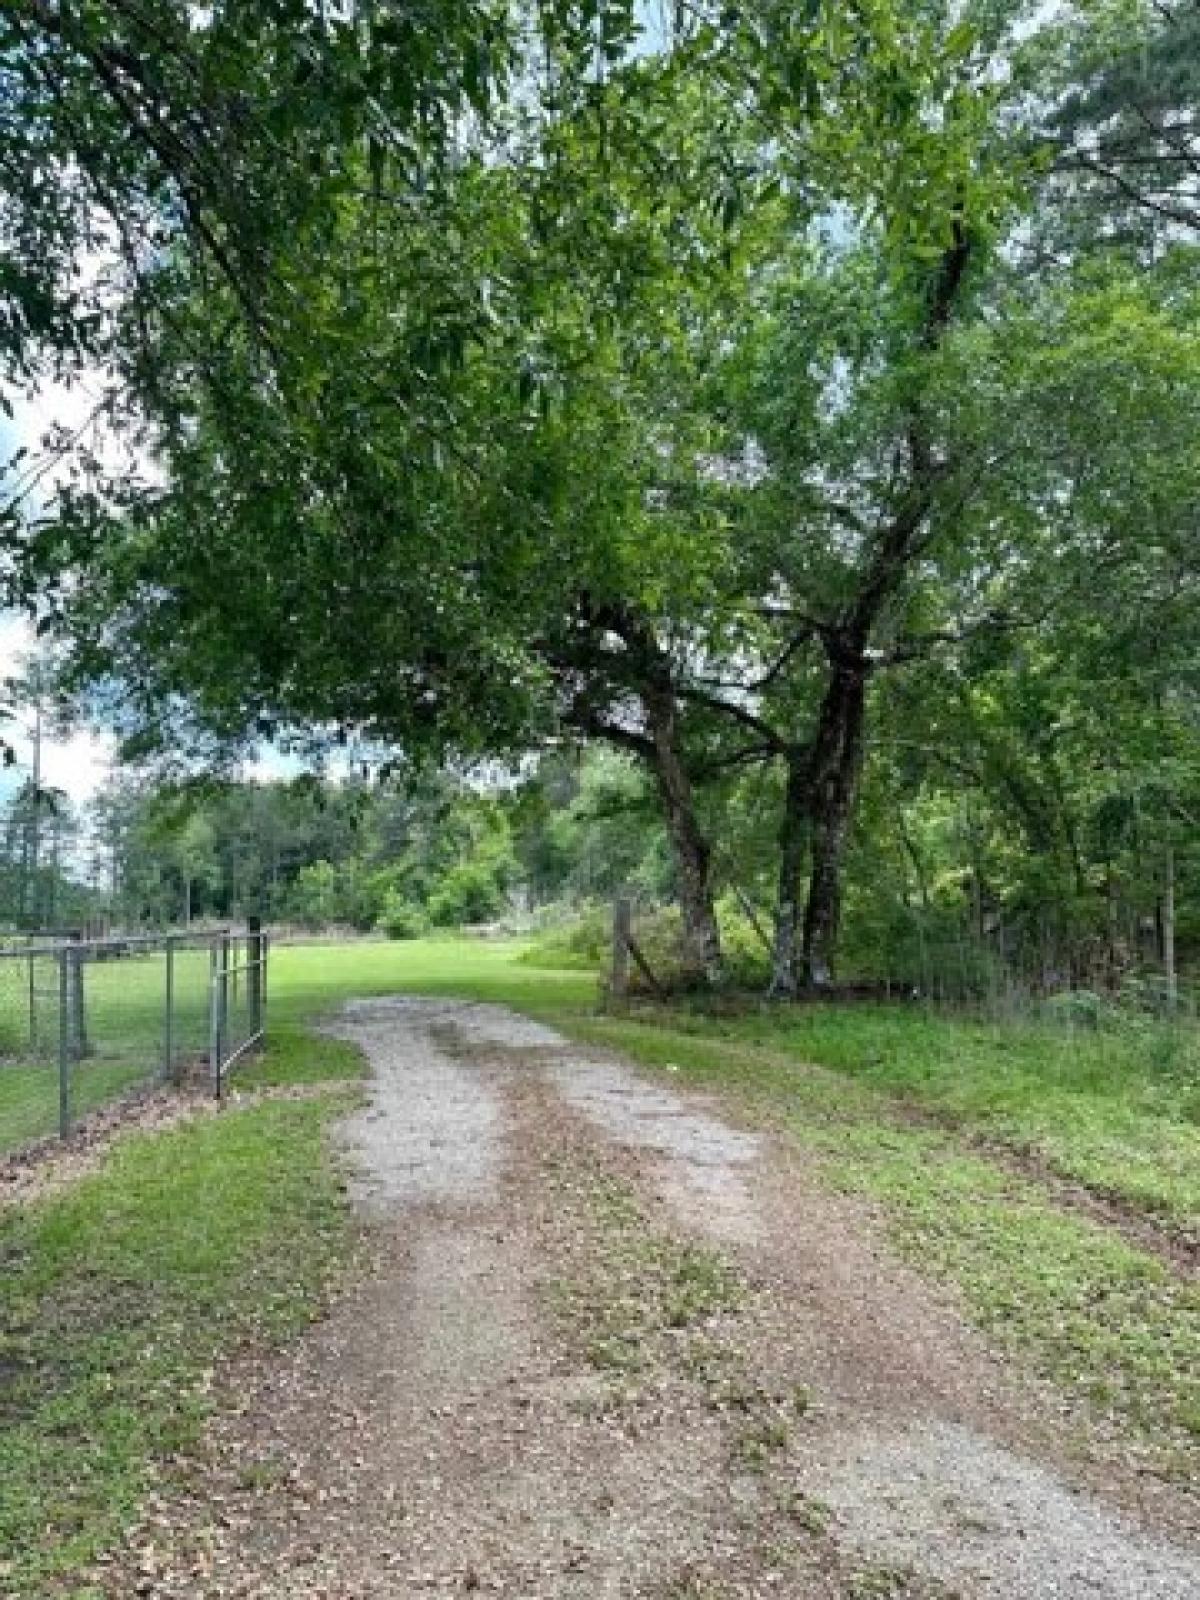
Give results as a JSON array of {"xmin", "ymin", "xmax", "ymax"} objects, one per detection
[
  {"xmin": 330, "ymin": 997, "xmax": 504, "ymax": 1212},
  {"xmin": 93, "ymin": 997, "xmax": 1200, "ymax": 1599},
  {"xmin": 804, "ymin": 1420, "xmax": 1200, "ymax": 1599}
]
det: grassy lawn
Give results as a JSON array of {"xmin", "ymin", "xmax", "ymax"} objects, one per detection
[
  {"xmin": 0, "ymin": 947, "xmax": 218, "ymax": 1158},
  {"xmin": 264, "ymin": 935, "xmax": 594, "ymax": 1024},
  {"xmin": 0, "ymin": 1059, "xmax": 148, "ymax": 1152},
  {"xmin": 0, "ymin": 1030, "xmax": 363, "ymax": 1596},
  {"xmin": 261, "ymin": 937, "xmax": 1200, "ymax": 1233},
  {"xmin": 623, "ymin": 1002, "xmax": 1200, "ymax": 1231}
]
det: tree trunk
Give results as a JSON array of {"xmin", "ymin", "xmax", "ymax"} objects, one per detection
[
  {"xmin": 769, "ymin": 754, "xmax": 808, "ymax": 998},
  {"xmin": 642, "ymin": 686, "xmax": 723, "ymax": 985},
  {"xmin": 1106, "ymin": 863, "xmax": 1120, "ymax": 985},
  {"xmin": 801, "ymin": 662, "xmax": 868, "ymax": 988},
  {"xmin": 1163, "ymin": 844, "xmax": 1177, "ymax": 1014}
]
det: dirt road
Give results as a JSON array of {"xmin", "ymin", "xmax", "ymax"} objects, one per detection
[{"xmin": 105, "ymin": 998, "xmax": 1200, "ymax": 1598}]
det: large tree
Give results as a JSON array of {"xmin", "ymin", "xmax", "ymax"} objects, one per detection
[{"xmin": 8, "ymin": 0, "xmax": 1200, "ymax": 993}]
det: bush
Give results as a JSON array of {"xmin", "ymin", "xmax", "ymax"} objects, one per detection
[
  {"xmin": 519, "ymin": 904, "xmax": 611, "ymax": 969},
  {"xmin": 715, "ymin": 893, "xmax": 773, "ymax": 986},
  {"xmin": 427, "ymin": 860, "xmax": 508, "ymax": 927},
  {"xmin": 1042, "ymin": 988, "xmax": 1112, "ymax": 1029},
  {"xmin": 376, "ymin": 892, "xmax": 429, "ymax": 941},
  {"xmin": 521, "ymin": 896, "xmax": 779, "ymax": 988}
]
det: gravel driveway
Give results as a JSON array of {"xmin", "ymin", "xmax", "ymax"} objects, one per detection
[{"xmin": 101, "ymin": 997, "xmax": 1200, "ymax": 1598}]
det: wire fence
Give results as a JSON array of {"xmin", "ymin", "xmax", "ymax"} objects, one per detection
[
  {"xmin": 606, "ymin": 895, "xmax": 1200, "ymax": 1031},
  {"xmin": 0, "ymin": 927, "xmax": 268, "ymax": 1158}
]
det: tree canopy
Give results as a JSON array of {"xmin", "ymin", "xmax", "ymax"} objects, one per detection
[{"xmin": 2, "ymin": 0, "xmax": 1198, "ymax": 991}]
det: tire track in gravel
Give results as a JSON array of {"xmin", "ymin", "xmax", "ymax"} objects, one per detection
[{"xmin": 94, "ymin": 997, "xmax": 1200, "ymax": 1600}]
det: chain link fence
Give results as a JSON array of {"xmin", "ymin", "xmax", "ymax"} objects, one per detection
[{"xmin": 0, "ymin": 927, "xmax": 268, "ymax": 1157}]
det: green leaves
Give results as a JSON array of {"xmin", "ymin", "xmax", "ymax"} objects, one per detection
[{"xmin": 3, "ymin": 0, "xmax": 1198, "ymax": 987}]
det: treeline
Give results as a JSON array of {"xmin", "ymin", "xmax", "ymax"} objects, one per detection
[
  {"xmin": 88, "ymin": 759, "xmax": 654, "ymax": 935},
  {"xmin": 0, "ymin": 782, "xmax": 95, "ymax": 933},
  {"xmin": 86, "ymin": 744, "xmax": 1197, "ymax": 1003},
  {"xmin": 90, "ymin": 771, "xmax": 521, "ymax": 934},
  {"xmin": 3, "ymin": 3, "xmax": 1199, "ymax": 993}
]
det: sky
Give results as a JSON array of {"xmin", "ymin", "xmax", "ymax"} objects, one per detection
[
  {"xmin": 1, "ymin": 352, "xmax": 377, "ymax": 816},
  {"xmin": 0, "ymin": 592, "xmax": 306, "ymax": 815},
  {"xmin": 0, "ymin": 615, "xmax": 116, "ymax": 812},
  {"xmin": 0, "ymin": 367, "xmax": 124, "ymax": 810},
  {"xmin": 0, "ymin": 383, "xmax": 305, "ymax": 812}
]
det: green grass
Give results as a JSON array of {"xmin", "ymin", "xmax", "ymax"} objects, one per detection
[
  {"xmin": 0, "ymin": 1059, "xmax": 147, "ymax": 1152},
  {"xmin": 235, "ymin": 1025, "xmax": 367, "ymax": 1089},
  {"xmin": 0, "ymin": 947, "xmax": 221, "ymax": 1157},
  {"xmin": 589, "ymin": 1001, "xmax": 1200, "ymax": 1232},
  {"xmin": 558, "ymin": 1015, "xmax": 1200, "ymax": 1470},
  {"xmin": 814, "ymin": 1123, "xmax": 1200, "ymax": 1448},
  {"xmin": 263, "ymin": 935, "xmax": 594, "ymax": 1024},
  {"xmin": 0, "ymin": 1033, "xmax": 362, "ymax": 1595},
  {"xmin": 260, "ymin": 938, "xmax": 1200, "ymax": 1232},
  {"xmin": 258, "ymin": 938, "xmax": 1200, "ymax": 1234}
]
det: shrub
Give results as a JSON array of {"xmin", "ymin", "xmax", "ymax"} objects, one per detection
[
  {"xmin": 376, "ymin": 892, "xmax": 429, "ymax": 941},
  {"xmin": 519, "ymin": 904, "xmax": 611, "ymax": 969},
  {"xmin": 1042, "ymin": 988, "xmax": 1112, "ymax": 1029},
  {"xmin": 427, "ymin": 860, "xmax": 507, "ymax": 927}
]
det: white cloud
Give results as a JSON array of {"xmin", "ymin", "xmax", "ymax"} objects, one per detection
[
  {"xmin": 38, "ymin": 723, "xmax": 116, "ymax": 812},
  {"xmin": 0, "ymin": 614, "xmax": 115, "ymax": 811}
]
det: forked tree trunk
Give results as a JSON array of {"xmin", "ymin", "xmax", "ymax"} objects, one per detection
[
  {"xmin": 643, "ymin": 686, "xmax": 723, "ymax": 985},
  {"xmin": 800, "ymin": 663, "xmax": 868, "ymax": 988},
  {"xmin": 769, "ymin": 754, "xmax": 809, "ymax": 998}
]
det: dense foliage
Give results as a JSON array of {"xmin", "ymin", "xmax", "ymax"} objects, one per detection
[{"xmin": 2, "ymin": 0, "xmax": 1198, "ymax": 993}]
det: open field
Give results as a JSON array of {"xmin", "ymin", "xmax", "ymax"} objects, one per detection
[{"xmin": 0, "ymin": 947, "xmax": 217, "ymax": 1156}]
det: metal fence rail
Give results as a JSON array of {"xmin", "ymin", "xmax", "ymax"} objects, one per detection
[{"xmin": 0, "ymin": 926, "xmax": 269, "ymax": 1158}]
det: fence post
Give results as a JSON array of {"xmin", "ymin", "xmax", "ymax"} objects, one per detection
[
  {"xmin": 163, "ymin": 934, "xmax": 176, "ymax": 1083},
  {"xmin": 28, "ymin": 949, "xmax": 36, "ymax": 1052},
  {"xmin": 247, "ymin": 915, "xmax": 263, "ymax": 1039},
  {"xmin": 209, "ymin": 937, "xmax": 225, "ymax": 1100},
  {"xmin": 71, "ymin": 933, "xmax": 88, "ymax": 1060},
  {"xmin": 611, "ymin": 896, "xmax": 632, "ymax": 1006},
  {"xmin": 58, "ymin": 945, "xmax": 73, "ymax": 1138},
  {"xmin": 219, "ymin": 932, "xmax": 230, "ymax": 1049}
]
